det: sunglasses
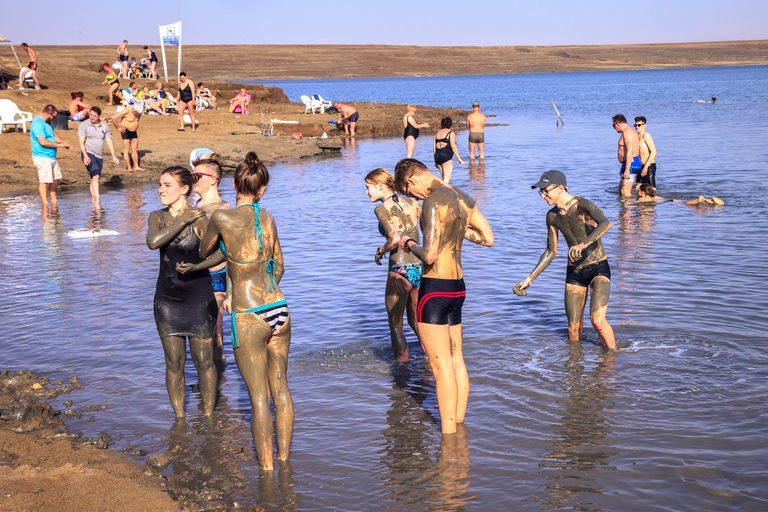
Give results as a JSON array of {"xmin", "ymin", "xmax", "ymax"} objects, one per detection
[
  {"xmin": 634, "ymin": 123, "xmax": 645, "ymax": 127},
  {"xmin": 193, "ymin": 171, "xmax": 219, "ymax": 182}
]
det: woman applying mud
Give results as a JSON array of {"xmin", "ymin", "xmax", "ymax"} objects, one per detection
[
  {"xmin": 146, "ymin": 167, "xmax": 218, "ymax": 417},
  {"xmin": 514, "ymin": 170, "xmax": 616, "ymax": 350},
  {"xmin": 198, "ymin": 152, "xmax": 293, "ymax": 471},
  {"xmin": 365, "ymin": 168, "xmax": 423, "ymax": 362}
]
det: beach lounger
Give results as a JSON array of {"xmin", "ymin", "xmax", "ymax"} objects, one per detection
[
  {"xmin": 0, "ymin": 98, "xmax": 33, "ymax": 133},
  {"xmin": 313, "ymin": 95, "xmax": 333, "ymax": 109},
  {"xmin": 301, "ymin": 95, "xmax": 325, "ymax": 114}
]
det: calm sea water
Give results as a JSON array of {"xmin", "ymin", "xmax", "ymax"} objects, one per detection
[{"xmin": 3, "ymin": 66, "xmax": 768, "ymax": 511}]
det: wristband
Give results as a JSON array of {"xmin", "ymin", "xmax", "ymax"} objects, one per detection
[
  {"xmin": 375, "ymin": 248, "xmax": 383, "ymax": 258},
  {"xmin": 405, "ymin": 238, "xmax": 417, "ymax": 249}
]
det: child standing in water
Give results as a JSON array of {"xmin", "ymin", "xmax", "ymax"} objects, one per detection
[{"xmin": 199, "ymin": 152, "xmax": 293, "ymax": 471}]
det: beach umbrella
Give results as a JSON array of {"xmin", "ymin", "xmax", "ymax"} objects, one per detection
[{"xmin": 0, "ymin": 34, "xmax": 23, "ymax": 71}]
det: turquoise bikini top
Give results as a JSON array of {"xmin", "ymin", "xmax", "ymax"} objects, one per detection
[{"xmin": 219, "ymin": 202, "xmax": 278, "ymax": 292}]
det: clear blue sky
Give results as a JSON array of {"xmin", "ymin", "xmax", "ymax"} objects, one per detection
[{"xmin": 1, "ymin": 0, "xmax": 766, "ymax": 46}]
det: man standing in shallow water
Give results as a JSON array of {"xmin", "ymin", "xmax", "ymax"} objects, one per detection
[
  {"xmin": 466, "ymin": 103, "xmax": 486, "ymax": 160},
  {"xmin": 613, "ymin": 114, "xmax": 641, "ymax": 196},
  {"xmin": 30, "ymin": 104, "xmax": 72, "ymax": 206},
  {"xmin": 77, "ymin": 106, "xmax": 120, "ymax": 204},
  {"xmin": 394, "ymin": 158, "xmax": 494, "ymax": 434},
  {"xmin": 514, "ymin": 170, "xmax": 616, "ymax": 350},
  {"xmin": 634, "ymin": 116, "xmax": 657, "ymax": 191}
]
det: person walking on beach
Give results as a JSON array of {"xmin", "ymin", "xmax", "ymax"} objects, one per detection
[
  {"xmin": 613, "ymin": 114, "xmax": 641, "ymax": 196},
  {"xmin": 176, "ymin": 72, "xmax": 197, "ymax": 132},
  {"xmin": 101, "ymin": 63, "xmax": 121, "ymax": 106},
  {"xmin": 634, "ymin": 116, "xmax": 657, "ymax": 191},
  {"xmin": 78, "ymin": 106, "xmax": 119, "ymax": 204},
  {"xmin": 365, "ymin": 168, "xmax": 423, "ymax": 363},
  {"xmin": 198, "ymin": 152, "xmax": 294, "ymax": 471},
  {"xmin": 334, "ymin": 102, "xmax": 359, "ymax": 137},
  {"xmin": 116, "ymin": 40, "xmax": 129, "ymax": 80},
  {"xmin": 394, "ymin": 158, "xmax": 494, "ymax": 434},
  {"xmin": 30, "ymin": 105, "xmax": 72, "ymax": 206},
  {"xmin": 403, "ymin": 105, "xmax": 430, "ymax": 159},
  {"xmin": 146, "ymin": 166, "xmax": 219, "ymax": 418},
  {"xmin": 433, "ymin": 117, "xmax": 464, "ymax": 183},
  {"xmin": 143, "ymin": 45, "xmax": 158, "ymax": 79},
  {"xmin": 466, "ymin": 103, "xmax": 486, "ymax": 160},
  {"xmin": 18, "ymin": 43, "xmax": 40, "ymax": 90},
  {"xmin": 514, "ymin": 170, "xmax": 616, "ymax": 350},
  {"xmin": 107, "ymin": 103, "xmax": 144, "ymax": 172}
]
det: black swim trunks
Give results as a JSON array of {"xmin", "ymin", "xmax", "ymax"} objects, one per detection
[
  {"xmin": 565, "ymin": 259, "xmax": 611, "ymax": 288},
  {"xmin": 417, "ymin": 277, "xmax": 466, "ymax": 325},
  {"xmin": 119, "ymin": 55, "xmax": 129, "ymax": 62},
  {"xmin": 121, "ymin": 129, "xmax": 138, "ymax": 140},
  {"xmin": 347, "ymin": 111, "xmax": 359, "ymax": 123},
  {"xmin": 635, "ymin": 162, "xmax": 657, "ymax": 189}
]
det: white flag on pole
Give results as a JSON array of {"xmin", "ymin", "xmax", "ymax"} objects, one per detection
[{"xmin": 158, "ymin": 22, "xmax": 182, "ymax": 82}]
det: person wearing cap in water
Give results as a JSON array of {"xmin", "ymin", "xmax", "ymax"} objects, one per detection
[{"xmin": 514, "ymin": 170, "xmax": 617, "ymax": 350}]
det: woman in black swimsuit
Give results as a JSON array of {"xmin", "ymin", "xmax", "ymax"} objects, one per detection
[
  {"xmin": 433, "ymin": 117, "xmax": 464, "ymax": 184},
  {"xmin": 146, "ymin": 166, "xmax": 218, "ymax": 418},
  {"xmin": 176, "ymin": 71, "xmax": 197, "ymax": 132},
  {"xmin": 403, "ymin": 104, "xmax": 430, "ymax": 159}
]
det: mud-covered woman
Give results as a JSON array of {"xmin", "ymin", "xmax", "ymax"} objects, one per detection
[
  {"xmin": 365, "ymin": 168, "xmax": 423, "ymax": 362},
  {"xmin": 146, "ymin": 167, "xmax": 218, "ymax": 417},
  {"xmin": 198, "ymin": 152, "xmax": 293, "ymax": 471}
]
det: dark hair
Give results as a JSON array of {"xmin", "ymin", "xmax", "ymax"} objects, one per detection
[
  {"xmin": 70, "ymin": 91, "xmax": 84, "ymax": 100},
  {"xmin": 194, "ymin": 158, "xmax": 223, "ymax": 179},
  {"xmin": 612, "ymin": 114, "xmax": 627, "ymax": 124},
  {"xmin": 179, "ymin": 71, "xmax": 186, "ymax": 77},
  {"xmin": 160, "ymin": 166, "xmax": 195, "ymax": 196},
  {"xmin": 639, "ymin": 183, "xmax": 656, "ymax": 197},
  {"xmin": 472, "ymin": 102, "xmax": 479, "ymax": 108},
  {"xmin": 634, "ymin": 116, "xmax": 646, "ymax": 124},
  {"xmin": 711, "ymin": 97, "xmax": 717, "ymax": 103},
  {"xmin": 394, "ymin": 158, "xmax": 429, "ymax": 193},
  {"xmin": 21, "ymin": 43, "xmax": 28, "ymax": 48},
  {"xmin": 42, "ymin": 104, "xmax": 57, "ymax": 114},
  {"xmin": 197, "ymin": 82, "xmax": 204, "ymax": 87},
  {"xmin": 440, "ymin": 117, "xmax": 452, "ymax": 129},
  {"xmin": 129, "ymin": 81, "xmax": 136, "ymax": 87},
  {"xmin": 234, "ymin": 152, "xmax": 270, "ymax": 197},
  {"xmin": 143, "ymin": 45, "xmax": 149, "ymax": 49},
  {"xmin": 91, "ymin": 106, "xmax": 102, "ymax": 116}
]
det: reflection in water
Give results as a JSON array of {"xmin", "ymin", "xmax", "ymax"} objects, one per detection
[
  {"xmin": 378, "ymin": 363, "xmax": 473, "ymax": 510},
  {"xmin": 466, "ymin": 161, "xmax": 489, "ymax": 206},
  {"xmin": 539, "ymin": 344, "xmax": 617, "ymax": 510}
]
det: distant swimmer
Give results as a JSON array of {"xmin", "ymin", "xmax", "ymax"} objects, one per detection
[
  {"xmin": 334, "ymin": 102, "xmax": 359, "ymax": 137},
  {"xmin": 694, "ymin": 97, "xmax": 717, "ymax": 103},
  {"xmin": 146, "ymin": 166, "xmax": 219, "ymax": 418},
  {"xmin": 394, "ymin": 158, "xmax": 494, "ymax": 434},
  {"xmin": 18, "ymin": 43, "xmax": 40, "ymax": 90},
  {"xmin": 634, "ymin": 116, "xmax": 657, "ymax": 191},
  {"xmin": 433, "ymin": 117, "xmax": 464, "ymax": 183},
  {"xmin": 403, "ymin": 105, "xmax": 430, "ymax": 158},
  {"xmin": 107, "ymin": 102, "xmax": 144, "ymax": 172},
  {"xmin": 637, "ymin": 183, "xmax": 724, "ymax": 205},
  {"xmin": 514, "ymin": 170, "xmax": 617, "ymax": 350},
  {"xmin": 365, "ymin": 167, "xmax": 423, "ymax": 362},
  {"xmin": 613, "ymin": 114, "xmax": 641, "ymax": 197},
  {"xmin": 199, "ymin": 152, "xmax": 293, "ymax": 471},
  {"xmin": 466, "ymin": 102, "xmax": 486, "ymax": 160}
]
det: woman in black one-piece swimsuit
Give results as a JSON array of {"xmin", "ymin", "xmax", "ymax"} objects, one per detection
[
  {"xmin": 147, "ymin": 166, "xmax": 218, "ymax": 417},
  {"xmin": 176, "ymin": 71, "xmax": 197, "ymax": 132}
]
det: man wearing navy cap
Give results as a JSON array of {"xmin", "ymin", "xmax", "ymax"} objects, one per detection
[{"xmin": 514, "ymin": 170, "xmax": 617, "ymax": 350}]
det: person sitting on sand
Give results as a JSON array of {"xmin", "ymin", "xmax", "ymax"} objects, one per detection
[
  {"xmin": 229, "ymin": 88, "xmax": 250, "ymax": 114},
  {"xmin": 0, "ymin": 64, "xmax": 11, "ymax": 90},
  {"xmin": 196, "ymin": 82, "xmax": 218, "ymax": 109},
  {"xmin": 138, "ymin": 86, "xmax": 169, "ymax": 116},
  {"xmin": 68, "ymin": 92, "xmax": 91, "ymax": 122},
  {"xmin": 101, "ymin": 63, "xmax": 121, "ymax": 106},
  {"xmin": 637, "ymin": 183, "xmax": 724, "ymax": 205}
]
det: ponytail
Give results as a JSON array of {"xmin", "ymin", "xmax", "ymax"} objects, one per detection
[{"xmin": 234, "ymin": 151, "xmax": 270, "ymax": 198}]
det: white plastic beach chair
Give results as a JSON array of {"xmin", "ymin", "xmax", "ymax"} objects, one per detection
[
  {"xmin": 22, "ymin": 70, "xmax": 39, "ymax": 89},
  {"xmin": 300, "ymin": 95, "xmax": 325, "ymax": 114},
  {"xmin": 0, "ymin": 98, "xmax": 33, "ymax": 133},
  {"xmin": 313, "ymin": 95, "xmax": 333, "ymax": 109}
]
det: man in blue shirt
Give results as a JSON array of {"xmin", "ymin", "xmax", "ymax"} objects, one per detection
[{"xmin": 30, "ymin": 104, "xmax": 72, "ymax": 205}]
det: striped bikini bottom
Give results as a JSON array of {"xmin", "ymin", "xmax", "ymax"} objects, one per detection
[{"xmin": 231, "ymin": 300, "xmax": 289, "ymax": 348}]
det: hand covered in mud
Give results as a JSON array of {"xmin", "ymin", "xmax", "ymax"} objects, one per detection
[
  {"xmin": 514, "ymin": 277, "xmax": 532, "ymax": 297},
  {"xmin": 374, "ymin": 248, "xmax": 384, "ymax": 265},
  {"xmin": 222, "ymin": 297, "xmax": 231, "ymax": 313},
  {"xmin": 568, "ymin": 243, "xmax": 586, "ymax": 263},
  {"xmin": 181, "ymin": 209, "xmax": 206, "ymax": 225},
  {"xmin": 176, "ymin": 261, "xmax": 199, "ymax": 274},
  {"xmin": 399, "ymin": 237, "xmax": 415, "ymax": 253}
]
